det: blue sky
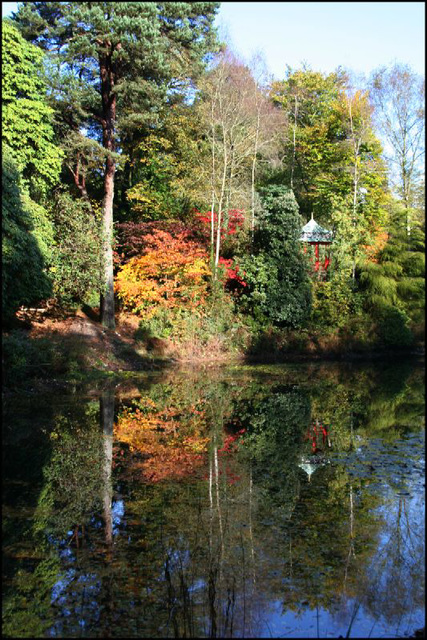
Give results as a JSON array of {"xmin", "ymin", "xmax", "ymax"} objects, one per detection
[
  {"xmin": 3, "ymin": 2, "xmax": 424, "ymax": 78},
  {"xmin": 216, "ymin": 2, "xmax": 425, "ymax": 78}
]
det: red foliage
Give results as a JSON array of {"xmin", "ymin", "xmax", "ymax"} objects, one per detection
[
  {"xmin": 217, "ymin": 428, "xmax": 246, "ymax": 454},
  {"xmin": 114, "ymin": 212, "xmax": 247, "ymax": 300},
  {"xmin": 194, "ymin": 209, "xmax": 245, "ymax": 239},
  {"xmin": 218, "ymin": 257, "xmax": 247, "ymax": 289}
]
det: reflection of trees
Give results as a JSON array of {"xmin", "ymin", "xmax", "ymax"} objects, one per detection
[
  {"xmin": 3, "ymin": 397, "xmax": 105, "ymax": 637},
  {"xmin": 273, "ymin": 466, "xmax": 382, "ymax": 616},
  {"xmin": 33, "ymin": 405, "xmax": 104, "ymax": 541},
  {"xmin": 362, "ymin": 493, "xmax": 425, "ymax": 629},
  {"xmin": 240, "ymin": 386, "xmax": 310, "ymax": 522},
  {"xmin": 101, "ymin": 387, "xmax": 115, "ymax": 548},
  {"xmin": 2, "ymin": 361, "xmax": 424, "ymax": 637}
]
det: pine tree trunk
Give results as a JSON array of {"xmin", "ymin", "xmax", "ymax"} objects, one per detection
[
  {"xmin": 100, "ymin": 54, "xmax": 116, "ymax": 330},
  {"xmin": 101, "ymin": 154, "xmax": 116, "ymax": 329}
]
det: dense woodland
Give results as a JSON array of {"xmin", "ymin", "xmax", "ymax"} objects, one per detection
[{"xmin": 2, "ymin": 2, "xmax": 425, "ymax": 383}]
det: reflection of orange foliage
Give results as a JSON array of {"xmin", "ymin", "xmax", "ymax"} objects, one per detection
[
  {"xmin": 362, "ymin": 230, "xmax": 388, "ymax": 262},
  {"xmin": 115, "ymin": 399, "xmax": 210, "ymax": 483}
]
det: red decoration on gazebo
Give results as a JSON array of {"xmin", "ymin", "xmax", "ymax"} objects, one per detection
[{"xmin": 300, "ymin": 215, "xmax": 333, "ymax": 275}]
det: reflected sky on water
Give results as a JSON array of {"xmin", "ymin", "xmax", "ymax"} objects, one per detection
[{"xmin": 2, "ymin": 361, "xmax": 425, "ymax": 638}]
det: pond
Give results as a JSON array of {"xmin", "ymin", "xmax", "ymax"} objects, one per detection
[{"xmin": 2, "ymin": 360, "xmax": 425, "ymax": 638}]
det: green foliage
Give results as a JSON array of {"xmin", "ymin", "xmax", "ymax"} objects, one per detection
[
  {"xmin": 2, "ymin": 327, "xmax": 105, "ymax": 389},
  {"xmin": 240, "ymin": 387, "xmax": 311, "ymax": 518},
  {"xmin": 358, "ymin": 201, "xmax": 425, "ymax": 328},
  {"xmin": 2, "ymin": 20, "xmax": 63, "ymax": 201},
  {"xmin": 311, "ymin": 274, "xmax": 363, "ymax": 330},
  {"xmin": 2, "ymin": 331, "xmax": 60, "ymax": 388},
  {"xmin": 14, "ymin": 2, "xmax": 220, "ymax": 207},
  {"xmin": 270, "ymin": 68, "xmax": 389, "ymax": 281},
  {"xmin": 49, "ymin": 192, "xmax": 104, "ymax": 305},
  {"xmin": 238, "ymin": 186, "xmax": 312, "ymax": 328},
  {"xmin": 376, "ymin": 306, "xmax": 414, "ymax": 348},
  {"xmin": 123, "ymin": 106, "xmax": 208, "ymax": 221},
  {"xmin": 2, "ymin": 20, "xmax": 65, "ymax": 320},
  {"xmin": 235, "ymin": 253, "xmax": 274, "ymax": 327},
  {"xmin": 137, "ymin": 307, "xmax": 174, "ymax": 340},
  {"xmin": 270, "ymin": 68, "xmax": 344, "ymax": 219},
  {"xmin": 2, "ymin": 557, "xmax": 58, "ymax": 638},
  {"xmin": 36, "ymin": 412, "xmax": 104, "ymax": 538},
  {"xmin": 2, "ymin": 146, "xmax": 53, "ymax": 321},
  {"xmin": 137, "ymin": 287, "xmax": 248, "ymax": 355}
]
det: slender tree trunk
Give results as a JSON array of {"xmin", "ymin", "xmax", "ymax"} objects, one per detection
[
  {"xmin": 401, "ymin": 162, "xmax": 411, "ymax": 237},
  {"xmin": 100, "ymin": 53, "xmax": 116, "ymax": 329},
  {"xmin": 251, "ymin": 110, "xmax": 260, "ymax": 234},
  {"xmin": 290, "ymin": 94, "xmax": 298, "ymax": 190},
  {"xmin": 214, "ymin": 125, "xmax": 228, "ymax": 276},
  {"xmin": 210, "ymin": 99, "xmax": 216, "ymax": 258},
  {"xmin": 349, "ymin": 99, "xmax": 360, "ymax": 282},
  {"xmin": 224, "ymin": 142, "xmax": 235, "ymax": 229}
]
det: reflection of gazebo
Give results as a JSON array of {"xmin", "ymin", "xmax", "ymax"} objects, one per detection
[
  {"xmin": 298, "ymin": 419, "xmax": 332, "ymax": 482},
  {"xmin": 300, "ymin": 215, "xmax": 333, "ymax": 274},
  {"xmin": 298, "ymin": 456, "xmax": 329, "ymax": 482}
]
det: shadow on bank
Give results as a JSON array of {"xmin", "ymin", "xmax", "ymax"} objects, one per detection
[
  {"xmin": 245, "ymin": 320, "xmax": 425, "ymax": 363},
  {"xmin": 2, "ymin": 312, "xmax": 174, "ymax": 393}
]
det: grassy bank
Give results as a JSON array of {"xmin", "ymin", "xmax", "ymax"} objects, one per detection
[{"xmin": 2, "ymin": 307, "xmax": 424, "ymax": 393}]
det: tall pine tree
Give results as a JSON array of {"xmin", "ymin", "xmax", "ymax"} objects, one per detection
[{"xmin": 14, "ymin": 2, "xmax": 219, "ymax": 328}]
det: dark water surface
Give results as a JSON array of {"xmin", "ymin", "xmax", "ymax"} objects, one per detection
[{"xmin": 3, "ymin": 361, "xmax": 425, "ymax": 638}]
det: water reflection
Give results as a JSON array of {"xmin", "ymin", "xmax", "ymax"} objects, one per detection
[
  {"xmin": 101, "ymin": 387, "xmax": 114, "ymax": 550},
  {"xmin": 2, "ymin": 361, "xmax": 425, "ymax": 638}
]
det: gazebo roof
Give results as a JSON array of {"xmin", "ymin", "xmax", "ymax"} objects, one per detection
[{"xmin": 300, "ymin": 217, "xmax": 333, "ymax": 243}]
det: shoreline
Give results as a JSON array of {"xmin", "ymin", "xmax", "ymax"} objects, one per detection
[{"xmin": 3, "ymin": 309, "xmax": 424, "ymax": 394}]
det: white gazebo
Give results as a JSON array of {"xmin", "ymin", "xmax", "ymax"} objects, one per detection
[{"xmin": 300, "ymin": 215, "xmax": 333, "ymax": 273}]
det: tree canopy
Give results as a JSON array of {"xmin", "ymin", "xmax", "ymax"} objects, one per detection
[
  {"xmin": 2, "ymin": 4, "xmax": 424, "ymax": 354},
  {"xmin": 14, "ymin": 1, "xmax": 220, "ymax": 328}
]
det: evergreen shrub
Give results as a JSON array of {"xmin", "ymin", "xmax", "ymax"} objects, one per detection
[
  {"xmin": 376, "ymin": 306, "xmax": 414, "ymax": 347},
  {"xmin": 237, "ymin": 185, "xmax": 312, "ymax": 329}
]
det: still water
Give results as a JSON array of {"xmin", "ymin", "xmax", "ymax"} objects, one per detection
[{"xmin": 3, "ymin": 361, "xmax": 425, "ymax": 638}]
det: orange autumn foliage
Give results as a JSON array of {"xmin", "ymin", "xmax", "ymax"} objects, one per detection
[
  {"xmin": 362, "ymin": 229, "xmax": 389, "ymax": 262},
  {"xmin": 115, "ymin": 397, "xmax": 210, "ymax": 483},
  {"xmin": 115, "ymin": 229, "xmax": 211, "ymax": 317}
]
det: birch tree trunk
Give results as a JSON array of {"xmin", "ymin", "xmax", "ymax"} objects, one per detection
[
  {"xmin": 291, "ymin": 94, "xmax": 298, "ymax": 190},
  {"xmin": 214, "ymin": 121, "xmax": 228, "ymax": 277},
  {"xmin": 251, "ymin": 107, "xmax": 260, "ymax": 234},
  {"xmin": 348, "ymin": 97, "xmax": 361, "ymax": 281},
  {"xmin": 210, "ymin": 94, "xmax": 217, "ymax": 257}
]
